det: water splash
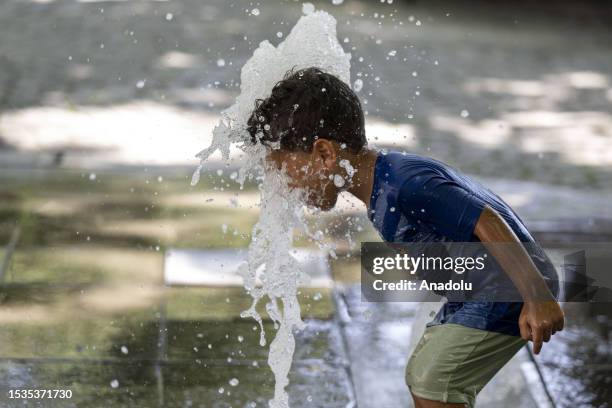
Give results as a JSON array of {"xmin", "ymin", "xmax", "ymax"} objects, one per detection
[{"xmin": 191, "ymin": 4, "xmax": 351, "ymax": 407}]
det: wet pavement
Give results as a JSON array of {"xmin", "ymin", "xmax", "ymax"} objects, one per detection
[
  {"xmin": 0, "ymin": 169, "xmax": 611, "ymax": 407},
  {"xmin": 537, "ymin": 304, "xmax": 612, "ymax": 408},
  {"xmin": 1, "ymin": 0, "xmax": 612, "ymax": 407}
]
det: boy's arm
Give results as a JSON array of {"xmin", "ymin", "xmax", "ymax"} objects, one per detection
[{"xmin": 474, "ymin": 205, "xmax": 564, "ymax": 355}]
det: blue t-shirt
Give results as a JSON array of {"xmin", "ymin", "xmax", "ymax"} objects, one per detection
[{"xmin": 368, "ymin": 151, "xmax": 559, "ymax": 336}]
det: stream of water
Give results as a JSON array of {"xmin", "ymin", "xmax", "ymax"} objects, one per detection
[{"xmin": 191, "ymin": 4, "xmax": 351, "ymax": 407}]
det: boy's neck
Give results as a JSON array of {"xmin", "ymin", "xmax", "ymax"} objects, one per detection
[{"xmin": 346, "ymin": 148, "xmax": 379, "ymax": 210}]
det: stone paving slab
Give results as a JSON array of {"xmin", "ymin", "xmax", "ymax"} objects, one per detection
[
  {"xmin": 165, "ymin": 319, "xmax": 348, "ymax": 368},
  {"xmin": 0, "ymin": 360, "xmax": 159, "ymax": 408},
  {"xmin": 164, "ymin": 286, "xmax": 336, "ymax": 322},
  {"xmin": 0, "ymin": 310, "xmax": 161, "ymax": 361},
  {"xmin": 342, "ymin": 320, "xmax": 413, "ymax": 408},
  {"xmin": 164, "ymin": 359, "xmax": 355, "ymax": 408},
  {"xmin": 164, "ymin": 248, "xmax": 333, "ymax": 288},
  {"xmin": 0, "ymin": 357, "xmax": 354, "ymax": 408}
]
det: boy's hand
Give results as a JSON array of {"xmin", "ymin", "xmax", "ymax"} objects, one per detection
[{"xmin": 519, "ymin": 300, "xmax": 565, "ymax": 355}]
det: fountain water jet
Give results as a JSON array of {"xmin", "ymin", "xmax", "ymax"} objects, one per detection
[{"xmin": 191, "ymin": 4, "xmax": 351, "ymax": 407}]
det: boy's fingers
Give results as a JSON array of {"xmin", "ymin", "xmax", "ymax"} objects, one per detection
[
  {"xmin": 551, "ymin": 316, "xmax": 564, "ymax": 335},
  {"xmin": 543, "ymin": 325, "xmax": 552, "ymax": 343},
  {"xmin": 556, "ymin": 316, "xmax": 565, "ymax": 332},
  {"xmin": 532, "ymin": 327, "xmax": 543, "ymax": 355}
]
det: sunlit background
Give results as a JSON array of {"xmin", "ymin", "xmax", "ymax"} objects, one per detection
[{"xmin": 0, "ymin": 1, "xmax": 611, "ymax": 407}]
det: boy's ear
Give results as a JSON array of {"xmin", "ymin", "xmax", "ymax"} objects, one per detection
[{"xmin": 312, "ymin": 139, "xmax": 337, "ymax": 169}]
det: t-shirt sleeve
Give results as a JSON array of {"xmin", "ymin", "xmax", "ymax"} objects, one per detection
[{"xmin": 397, "ymin": 170, "xmax": 487, "ymax": 241}]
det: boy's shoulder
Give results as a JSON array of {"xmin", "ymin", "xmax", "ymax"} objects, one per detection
[{"xmin": 377, "ymin": 151, "xmax": 461, "ymax": 187}]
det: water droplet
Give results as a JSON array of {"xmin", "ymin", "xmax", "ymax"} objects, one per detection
[
  {"xmin": 333, "ymin": 174, "xmax": 345, "ymax": 188},
  {"xmin": 302, "ymin": 3, "xmax": 315, "ymax": 15},
  {"xmin": 229, "ymin": 378, "xmax": 239, "ymax": 387},
  {"xmin": 460, "ymin": 109, "xmax": 470, "ymax": 118},
  {"xmin": 110, "ymin": 379, "xmax": 119, "ymax": 388},
  {"xmin": 120, "ymin": 346, "xmax": 129, "ymax": 355}
]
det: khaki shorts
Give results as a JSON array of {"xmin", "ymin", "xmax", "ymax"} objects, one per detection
[{"xmin": 405, "ymin": 323, "xmax": 526, "ymax": 407}]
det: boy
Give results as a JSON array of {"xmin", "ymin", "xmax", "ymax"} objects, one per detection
[{"xmin": 246, "ymin": 67, "xmax": 564, "ymax": 408}]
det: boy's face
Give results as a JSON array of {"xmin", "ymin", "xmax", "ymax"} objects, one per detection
[{"xmin": 266, "ymin": 141, "xmax": 342, "ymax": 211}]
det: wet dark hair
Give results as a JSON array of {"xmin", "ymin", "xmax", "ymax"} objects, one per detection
[{"xmin": 246, "ymin": 66, "xmax": 366, "ymax": 153}]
